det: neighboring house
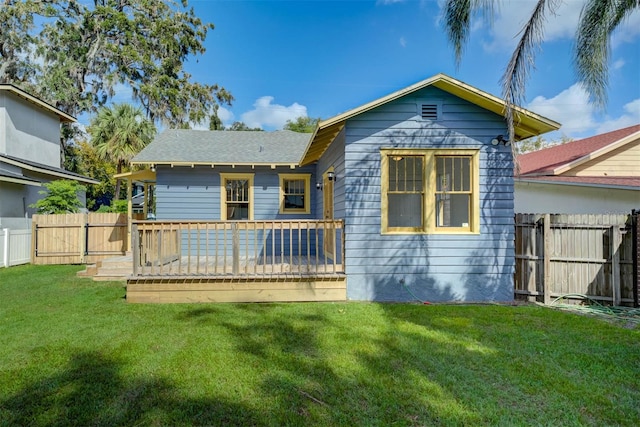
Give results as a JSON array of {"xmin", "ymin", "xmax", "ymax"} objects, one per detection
[
  {"xmin": 515, "ymin": 124, "xmax": 640, "ymax": 214},
  {"xmin": 0, "ymin": 84, "xmax": 97, "ymax": 217},
  {"xmin": 131, "ymin": 73, "xmax": 559, "ymax": 302}
]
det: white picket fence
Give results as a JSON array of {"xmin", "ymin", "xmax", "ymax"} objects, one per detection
[{"xmin": 0, "ymin": 217, "xmax": 32, "ymax": 268}]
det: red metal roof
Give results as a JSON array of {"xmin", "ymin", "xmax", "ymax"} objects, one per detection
[{"xmin": 517, "ymin": 124, "xmax": 640, "ymax": 175}]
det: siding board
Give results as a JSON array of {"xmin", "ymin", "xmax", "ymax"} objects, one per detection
[{"xmin": 330, "ymin": 87, "xmax": 514, "ymax": 302}]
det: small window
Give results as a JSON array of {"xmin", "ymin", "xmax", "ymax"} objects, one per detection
[
  {"xmin": 381, "ymin": 149, "xmax": 479, "ymax": 234},
  {"xmin": 220, "ymin": 173, "xmax": 254, "ymax": 220},
  {"xmin": 279, "ymin": 174, "xmax": 310, "ymax": 214}
]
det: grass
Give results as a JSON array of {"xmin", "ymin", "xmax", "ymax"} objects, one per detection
[{"xmin": 1, "ymin": 265, "xmax": 639, "ymax": 426}]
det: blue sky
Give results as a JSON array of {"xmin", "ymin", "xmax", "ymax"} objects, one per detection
[{"xmin": 115, "ymin": 0, "xmax": 640, "ymax": 140}]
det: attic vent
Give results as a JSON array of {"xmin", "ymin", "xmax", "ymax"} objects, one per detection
[{"xmin": 421, "ymin": 103, "xmax": 439, "ymax": 120}]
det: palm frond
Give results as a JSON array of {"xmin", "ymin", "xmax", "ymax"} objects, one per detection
[
  {"xmin": 576, "ymin": 0, "xmax": 639, "ymax": 108},
  {"xmin": 444, "ymin": 0, "xmax": 496, "ymax": 66},
  {"xmin": 501, "ymin": 0, "xmax": 561, "ymax": 143}
]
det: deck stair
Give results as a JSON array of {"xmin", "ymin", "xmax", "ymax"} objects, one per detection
[{"xmin": 77, "ymin": 255, "xmax": 132, "ymax": 281}]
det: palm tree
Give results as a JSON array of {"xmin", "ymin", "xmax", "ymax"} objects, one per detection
[
  {"xmin": 443, "ymin": 0, "xmax": 639, "ymax": 140},
  {"xmin": 89, "ymin": 104, "xmax": 156, "ymax": 200}
]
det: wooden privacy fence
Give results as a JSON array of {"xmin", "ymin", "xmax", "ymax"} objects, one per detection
[
  {"xmin": 32, "ymin": 213, "xmax": 129, "ymax": 265},
  {"xmin": 515, "ymin": 213, "xmax": 637, "ymax": 306},
  {"xmin": 131, "ymin": 220, "xmax": 345, "ymax": 277}
]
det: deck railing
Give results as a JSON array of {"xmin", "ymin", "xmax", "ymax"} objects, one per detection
[{"xmin": 131, "ymin": 220, "xmax": 345, "ymax": 277}]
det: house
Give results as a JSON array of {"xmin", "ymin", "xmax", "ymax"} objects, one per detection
[
  {"xmin": 0, "ymin": 84, "xmax": 98, "ymax": 217},
  {"xmin": 127, "ymin": 73, "xmax": 559, "ymax": 303},
  {"xmin": 515, "ymin": 124, "xmax": 640, "ymax": 214}
]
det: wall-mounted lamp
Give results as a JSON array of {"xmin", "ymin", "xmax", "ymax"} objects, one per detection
[
  {"xmin": 327, "ymin": 171, "xmax": 335, "ymax": 181},
  {"xmin": 491, "ymin": 135, "xmax": 511, "ymax": 146},
  {"xmin": 316, "ymin": 182, "xmax": 322, "ymax": 191},
  {"xmin": 150, "ymin": 164, "xmax": 156, "ymax": 172}
]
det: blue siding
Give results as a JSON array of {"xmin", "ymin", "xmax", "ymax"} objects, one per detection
[
  {"xmin": 155, "ymin": 164, "xmax": 333, "ymax": 258},
  {"xmin": 331, "ymin": 86, "xmax": 514, "ymax": 302},
  {"xmin": 156, "ymin": 164, "xmax": 317, "ymax": 220}
]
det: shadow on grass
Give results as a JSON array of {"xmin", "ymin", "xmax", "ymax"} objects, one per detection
[
  {"xmin": 188, "ymin": 303, "xmax": 486, "ymax": 425},
  {"xmin": 0, "ymin": 351, "xmax": 264, "ymax": 426}
]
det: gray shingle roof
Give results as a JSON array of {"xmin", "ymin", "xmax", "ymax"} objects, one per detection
[{"xmin": 133, "ymin": 130, "xmax": 312, "ymax": 165}]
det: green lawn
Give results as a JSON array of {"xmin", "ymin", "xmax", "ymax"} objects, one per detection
[{"xmin": 1, "ymin": 265, "xmax": 639, "ymax": 426}]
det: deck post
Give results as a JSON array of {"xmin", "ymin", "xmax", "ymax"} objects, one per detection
[
  {"xmin": 132, "ymin": 223, "xmax": 139, "ymax": 276},
  {"xmin": 232, "ymin": 222, "xmax": 239, "ymax": 275}
]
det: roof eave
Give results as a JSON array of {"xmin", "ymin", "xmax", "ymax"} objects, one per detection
[
  {"xmin": 131, "ymin": 160, "xmax": 300, "ymax": 169},
  {"xmin": 515, "ymin": 177, "xmax": 640, "ymax": 191},
  {"xmin": 300, "ymin": 73, "xmax": 561, "ymax": 165},
  {"xmin": 0, "ymin": 84, "xmax": 76, "ymax": 123},
  {"xmin": 552, "ymin": 130, "xmax": 640, "ymax": 175}
]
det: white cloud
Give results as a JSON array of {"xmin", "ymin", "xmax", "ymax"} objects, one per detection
[
  {"xmin": 399, "ymin": 36, "xmax": 407, "ymax": 48},
  {"xmin": 612, "ymin": 59, "xmax": 626, "ymax": 70},
  {"xmin": 611, "ymin": 9, "xmax": 640, "ymax": 46},
  {"xmin": 527, "ymin": 83, "xmax": 596, "ymax": 135},
  {"xmin": 377, "ymin": 0, "xmax": 405, "ymax": 4},
  {"xmin": 595, "ymin": 99, "xmax": 640, "ymax": 133},
  {"xmin": 482, "ymin": 1, "xmax": 583, "ymax": 52},
  {"xmin": 478, "ymin": 2, "xmax": 640, "ymax": 53},
  {"xmin": 241, "ymin": 96, "xmax": 307, "ymax": 130},
  {"xmin": 528, "ymin": 85, "xmax": 640, "ymax": 139},
  {"xmin": 216, "ymin": 106, "xmax": 235, "ymax": 124},
  {"xmin": 190, "ymin": 105, "xmax": 235, "ymax": 131}
]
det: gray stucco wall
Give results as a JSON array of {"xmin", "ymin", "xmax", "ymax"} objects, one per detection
[{"xmin": 0, "ymin": 92, "xmax": 62, "ymax": 167}]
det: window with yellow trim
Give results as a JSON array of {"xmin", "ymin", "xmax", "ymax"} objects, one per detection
[
  {"xmin": 381, "ymin": 149, "xmax": 479, "ymax": 234},
  {"xmin": 279, "ymin": 174, "xmax": 310, "ymax": 214},
  {"xmin": 220, "ymin": 173, "xmax": 254, "ymax": 220}
]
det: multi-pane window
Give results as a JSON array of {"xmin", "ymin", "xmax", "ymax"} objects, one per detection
[
  {"xmin": 279, "ymin": 174, "xmax": 310, "ymax": 214},
  {"xmin": 381, "ymin": 149, "xmax": 478, "ymax": 234},
  {"xmin": 220, "ymin": 174, "xmax": 254, "ymax": 220},
  {"xmin": 387, "ymin": 156, "xmax": 424, "ymax": 229},
  {"xmin": 435, "ymin": 156, "xmax": 471, "ymax": 228}
]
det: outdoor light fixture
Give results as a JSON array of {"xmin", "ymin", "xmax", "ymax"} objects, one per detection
[
  {"xmin": 491, "ymin": 135, "xmax": 510, "ymax": 146},
  {"xmin": 327, "ymin": 171, "xmax": 335, "ymax": 181},
  {"xmin": 150, "ymin": 164, "xmax": 156, "ymax": 172},
  {"xmin": 316, "ymin": 182, "xmax": 322, "ymax": 190}
]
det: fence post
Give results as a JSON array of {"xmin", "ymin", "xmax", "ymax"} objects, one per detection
[
  {"xmin": 632, "ymin": 209, "xmax": 639, "ymax": 308},
  {"xmin": 78, "ymin": 213, "xmax": 87, "ymax": 264},
  {"xmin": 543, "ymin": 214, "xmax": 551, "ymax": 305},
  {"xmin": 232, "ymin": 222, "xmax": 239, "ymax": 275},
  {"xmin": 2, "ymin": 228, "xmax": 8, "ymax": 268},
  {"xmin": 611, "ymin": 225, "xmax": 622, "ymax": 306}
]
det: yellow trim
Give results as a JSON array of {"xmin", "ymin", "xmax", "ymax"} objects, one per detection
[
  {"xmin": 0, "ymin": 84, "xmax": 76, "ymax": 123},
  {"xmin": 301, "ymin": 73, "xmax": 561, "ymax": 166},
  {"xmin": 278, "ymin": 173, "xmax": 311, "ymax": 214},
  {"xmin": 132, "ymin": 160, "xmax": 298, "ymax": 169},
  {"xmin": 380, "ymin": 148, "xmax": 480, "ymax": 235},
  {"xmin": 220, "ymin": 173, "xmax": 254, "ymax": 220},
  {"xmin": 113, "ymin": 169, "xmax": 156, "ymax": 182}
]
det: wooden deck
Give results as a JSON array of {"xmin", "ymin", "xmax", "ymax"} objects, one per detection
[{"xmin": 127, "ymin": 220, "xmax": 346, "ymax": 303}]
